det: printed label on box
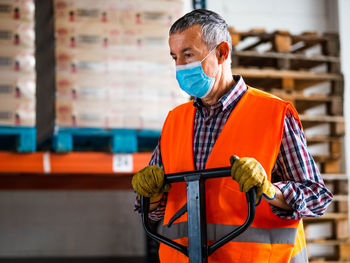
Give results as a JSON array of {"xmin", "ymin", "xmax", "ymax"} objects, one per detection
[
  {"xmin": 0, "ymin": 47, "xmax": 35, "ymax": 73},
  {"xmin": 0, "ymin": 0, "xmax": 35, "ymax": 22},
  {"xmin": 0, "ymin": 73, "xmax": 35, "ymax": 99},
  {"xmin": 0, "ymin": 19, "xmax": 35, "ymax": 48},
  {"xmin": 113, "ymin": 154, "xmax": 133, "ymax": 173},
  {"xmin": 0, "ymin": 98, "xmax": 35, "ymax": 126}
]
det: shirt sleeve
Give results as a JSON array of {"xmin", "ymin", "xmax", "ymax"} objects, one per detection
[
  {"xmin": 148, "ymin": 139, "xmax": 164, "ymax": 168},
  {"xmin": 134, "ymin": 138, "xmax": 168, "ymax": 222},
  {"xmin": 270, "ymin": 110, "xmax": 333, "ymax": 219}
]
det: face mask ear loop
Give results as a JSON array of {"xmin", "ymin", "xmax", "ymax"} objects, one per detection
[
  {"xmin": 200, "ymin": 45, "xmax": 218, "ymax": 63},
  {"xmin": 201, "ymin": 45, "xmax": 220, "ymax": 79}
]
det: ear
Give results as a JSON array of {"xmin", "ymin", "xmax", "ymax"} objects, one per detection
[{"xmin": 216, "ymin": 42, "xmax": 230, "ymax": 64}]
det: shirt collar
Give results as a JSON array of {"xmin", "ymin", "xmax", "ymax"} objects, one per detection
[{"xmin": 193, "ymin": 75, "xmax": 248, "ymax": 113}]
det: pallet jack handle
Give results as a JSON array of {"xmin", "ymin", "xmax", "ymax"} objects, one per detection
[{"xmin": 141, "ymin": 166, "xmax": 256, "ymax": 262}]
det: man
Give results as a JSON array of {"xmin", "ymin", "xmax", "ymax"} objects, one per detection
[{"xmin": 132, "ymin": 9, "xmax": 333, "ymax": 262}]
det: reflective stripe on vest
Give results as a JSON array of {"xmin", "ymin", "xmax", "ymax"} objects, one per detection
[
  {"xmin": 160, "ymin": 222, "xmax": 297, "ymax": 245},
  {"xmin": 290, "ymin": 246, "xmax": 308, "ymax": 263}
]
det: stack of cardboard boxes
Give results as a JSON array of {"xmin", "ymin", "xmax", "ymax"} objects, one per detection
[
  {"xmin": 0, "ymin": 0, "xmax": 35, "ymax": 127},
  {"xmin": 54, "ymin": 0, "xmax": 187, "ymax": 130}
]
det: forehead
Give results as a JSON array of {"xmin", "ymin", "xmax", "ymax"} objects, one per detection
[{"xmin": 169, "ymin": 24, "xmax": 208, "ymax": 53}]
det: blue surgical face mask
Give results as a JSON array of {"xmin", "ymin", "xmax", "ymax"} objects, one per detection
[{"xmin": 175, "ymin": 47, "xmax": 218, "ymax": 98}]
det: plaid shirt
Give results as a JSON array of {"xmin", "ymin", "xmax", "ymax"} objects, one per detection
[{"xmin": 136, "ymin": 75, "xmax": 333, "ymax": 221}]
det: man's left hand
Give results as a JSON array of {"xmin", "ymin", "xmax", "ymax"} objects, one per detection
[{"xmin": 230, "ymin": 155, "xmax": 276, "ymax": 205}]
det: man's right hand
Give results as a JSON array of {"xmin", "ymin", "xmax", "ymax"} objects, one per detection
[{"xmin": 132, "ymin": 166, "xmax": 170, "ymax": 203}]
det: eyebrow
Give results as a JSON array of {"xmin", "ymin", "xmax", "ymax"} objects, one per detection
[{"xmin": 170, "ymin": 47, "xmax": 193, "ymax": 56}]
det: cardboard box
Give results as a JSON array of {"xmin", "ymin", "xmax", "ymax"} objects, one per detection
[
  {"xmin": 55, "ymin": 21, "xmax": 111, "ymax": 48},
  {"xmin": 122, "ymin": 9, "xmax": 181, "ymax": 27},
  {"xmin": 139, "ymin": 103, "xmax": 172, "ymax": 130},
  {"xmin": 54, "ymin": 0, "xmax": 120, "ymax": 24},
  {"xmin": 55, "ymin": 22, "xmax": 170, "ymax": 49},
  {"xmin": 0, "ymin": 71, "xmax": 35, "ymax": 99},
  {"xmin": 56, "ymin": 70, "xmax": 183, "ymax": 103},
  {"xmin": 55, "ymin": 81, "xmax": 186, "ymax": 129},
  {"xmin": 0, "ymin": 98, "xmax": 35, "ymax": 126},
  {"xmin": 56, "ymin": 72, "xmax": 122, "ymax": 98},
  {"xmin": 56, "ymin": 99, "xmax": 108, "ymax": 128},
  {"xmin": 56, "ymin": 99, "xmax": 144, "ymax": 129},
  {"xmin": 0, "ymin": 0, "xmax": 34, "ymax": 22},
  {"xmin": 119, "ymin": 0, "xmax": 183, "ymax": 26},
  {"xmin": 56, "ymin": 47, "xmax": 174, "ymax": 74},
  {"xmin": 0, "ymin": 46, "xmax": 35, "ymax": 73},
  {"xmin": 56, "ymin": 96, "xmax": 185, "ymax": 130},
  {"xmin": 0, "ymin": 19, "xmax": 35, "ymax": 48},
  {"xmin": 54, "ymin": 0, "xmax": 183, "ymax": 25},
  {"xmin": 108, "ymin": 102, "xmax": 142, "ymax": 129},
  {"xmin": 55, "ymin": 47, "xmax": 109, "ymax": 73}
]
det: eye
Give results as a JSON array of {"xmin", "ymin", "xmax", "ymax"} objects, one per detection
[
  {"xmin": 171, "ymin": 55, "xmax": 177, "ymax": 62},
  {"xmin": 184, "ymin": 53, "xmax": 193, "ymax": 59}
]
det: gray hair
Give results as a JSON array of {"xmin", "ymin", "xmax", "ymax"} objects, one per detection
[{"xmin": 169, "ymin": 9, "xmax": 232, "ymax": 53}]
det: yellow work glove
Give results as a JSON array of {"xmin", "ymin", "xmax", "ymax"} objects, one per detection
[
  {"xmin": 131, "ymin": 165, "xmax": 170, "ymax": 203},
  {"xmin": 230, "ymin": 155, "xmax": 276, "ymax": 205}
]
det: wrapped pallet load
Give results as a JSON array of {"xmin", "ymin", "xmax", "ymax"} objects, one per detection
[
  {"xmin": 53, "ymin": 0, "xmax": 187, "ymax": 152},
  {"xmin": 0, "ymin": 0, "xmax": 37, "ymax": 151}
]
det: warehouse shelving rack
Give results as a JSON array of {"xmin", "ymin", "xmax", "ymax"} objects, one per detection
[{"xmin": 0, "ymin": 151, "xmax": 152, "ymax": 190}]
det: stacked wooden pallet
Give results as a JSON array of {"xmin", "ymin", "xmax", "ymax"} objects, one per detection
[{"xmin": 229, "ymin": 28, "xmax": 348, "ymax": 262}]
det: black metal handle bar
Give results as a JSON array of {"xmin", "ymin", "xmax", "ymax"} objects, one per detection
[
  {"xmin": 164, "ymin": 166, "xmax": 236, "ymax": 183},
  {"xmin": 141, "ymin": 196, "xmax": 188, "ymax": 256},
  {"xmin": 141, "ymin": 166, "xmax": 256, "ymax": 259}
]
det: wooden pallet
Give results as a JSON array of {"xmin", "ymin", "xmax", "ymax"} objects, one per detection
[
  {"xmin": 305, "ymin": 216, "xmax": 349, "ymax": 236},
  {"xmin": 307, "ymin": 138, "xmax": 343, "ymax": 168},
  {"xmin": 321, "ymin": 174, "xmax": 348, "ymax": 181},
  {"xmin": 232, "ymin": 67, "xmax": 343, "ymax": 92},
  {"xmin": 0, "ymin": 126, "xmax": 36, "ymax": 152},
  {"xmin": 305, "ymin": 211, "xmax": 350, "ymax": 261},
  {"xmin": 270, "ymin": 90, "xmax": 343, "ymax": 116},
  {"xmin": 53, "ymin": 127, "xmax": 160, "ymax": 153},
  {"xmin": 332, "ymin": 195, "xmax": 348, "ymax": 214},
  {"xmin": 304, "ymin": 208, "xmax": 349, "ymax": 243},
  {"xmin": 229, "ymin": 28, "xmax": 340, "ymax": 56},
  {"xmin": 317, "ymin": 158, "xmax": 344, "ymax": 174},
  {"xmin": 310, "ymin": 260, "xmax": 350, "ymax": 263},
  {"xmin": 313, "ymin": 175, "xmax": 348, "ymax": 211},
  {"xmin": 308, "ymin": 241, "xmax": 350, "ymax": 262},
  {"xmin": 324, "ymin": 175, "xmax": 348, "ymax": 213},
  {"xmin": 304, "ymin": 213, "xmax": 348, "ymax": 222},
  {"xmin": 232, "ymin": 50, "xmax": 341, "ymax": 73},
  {"xmin": 307, "ymin": 239, "xmax": 350, "ymax": 246},
  {"xmin": 299, "ymin": 115, "xmax": 345, "ymax": 138},
  {"xmin": 307, "ymin": 139, "xmax": 344, "ymax": 166},
  {"xmin": 306, "ymin": 225, "xmax": 350, "ymax": 262}
]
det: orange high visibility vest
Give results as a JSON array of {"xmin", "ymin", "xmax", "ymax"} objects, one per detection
[{"xmin": 159, "ymin": 87, "xmax": 308, "ymax": 263}]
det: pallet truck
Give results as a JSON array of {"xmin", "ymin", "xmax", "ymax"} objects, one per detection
[{"xmin": 141, "ymin": 165, "xmax": 257, "ymax": 263}]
